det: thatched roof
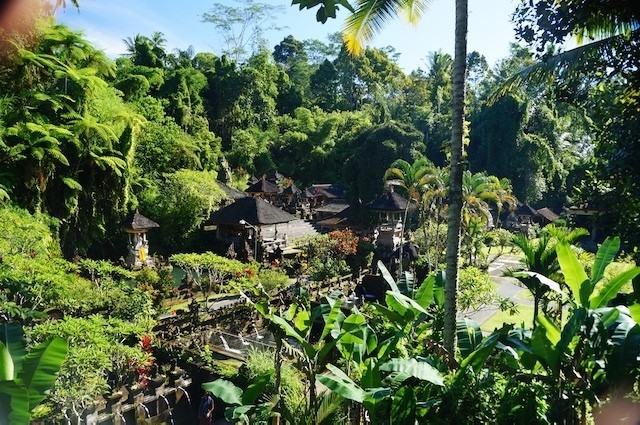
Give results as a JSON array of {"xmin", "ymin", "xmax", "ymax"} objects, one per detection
[
  {"xmin": 281, "ymin": 183, "xmax": 301, "ymax": 196},
  {"xmin": 265, "ymin": 170, "xmax": 284, "ymax": 183},
  {"xmin": 515, "ymin": 202, "xmax": 539, "ymax": 217},
  {"xmin": 316, "ymin": 207, "xmax": 357, "ymax": 228},
  {"xmin": 119, "ymin": 211, "xmax": 159, "ymax": 230},
  {"xmin": 366, "ymin": 191, "xmax": 408, "ymax": 212},
  {"xmin": 314, "ymin": 201, "xmax": 350, "ymax": 214},
  {"xmin": 206, "ymin": 197, "xmax": 297, "ymax": 226},
  {"xmin": 537, "ymin": 207, "xmax": 559, "ymax": 222},
  {"xmin": 304, "ymin": 183, "xmax": 345, "ymax": 199},
  {"xmin": 245, "ymin": 177, "xmax": 279, "ymax": 194},
  {"xmin": 217, "ymin": 181, "xmax": 247, "ymax": 200}
]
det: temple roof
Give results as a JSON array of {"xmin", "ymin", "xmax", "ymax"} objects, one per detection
[
  {"xmin": 281, "ymin": 183, "xmax": 301, "ymax": 196},
  {"xmin": 537, "ymin": 207, "xmax": 559, "ymax": 222},
  {"xmin": 119, "ymin": 211, "xmax": 159, "ymax": 230},
  {"xmin": 303, "ymin": 183, "xmax": 345, "ymax": 199},
  {"xmin": 217, "ymin": 181, "xmax": 248, "ymax": 200},
  {"xmin": 515, "ymin": 202, "xmax": 539, "ymax": 216},
  {"xmin": 206, "ymin": 197, "xmax": 297, "ymax": 226},
  {"xmin": 366, "ymin": 191, "xmax": 408, "ymax": 212},
  {"xmin": 314, "ymin": 201, "xmax": 350, "ymax": 214},
  {"xmin": 245, "ymin": 177, "xmax": 279, "ymax": 194}
]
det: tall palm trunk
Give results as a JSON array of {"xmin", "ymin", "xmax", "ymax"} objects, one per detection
[{"xmin": 443, "ymin": 0, "xmax": 468, "ymax": 355}]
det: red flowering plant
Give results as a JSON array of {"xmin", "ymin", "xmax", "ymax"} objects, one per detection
[
  {"xmin": 328, "ymin": 230, "xmax": 359, "ymax": 256},
  {"xmin": 134, "ymin": 335, "xmax": 155, "ymax": 388}
]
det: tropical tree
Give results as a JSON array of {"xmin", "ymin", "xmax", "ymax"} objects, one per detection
[
  {"xmin": 508, "ymin": 225, "xmax": 589, "ymax": 327},
  {"xmin": 384, "ymin": 157, "xmax": 433, "ymax": 272},
  {"xmin": 293, "ymin": 0, "xmax": 468, "ymax": 353}
]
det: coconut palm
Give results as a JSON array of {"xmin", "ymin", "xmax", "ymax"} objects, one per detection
[
  {"xmin": 421, "ymin": 166, "xmax": 448, "ymax": 271},
  {"xmin": 335, "ymin": 0, "xmax": 468, "ymax": 354},
  {"xmin": 384, "ymin": 157, "xmax": 433, "ymax": 273}
]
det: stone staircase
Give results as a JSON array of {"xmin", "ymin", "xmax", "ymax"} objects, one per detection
[{"xmin": 260, "ymin": 219, "xmax": 320, "ymax": 247}]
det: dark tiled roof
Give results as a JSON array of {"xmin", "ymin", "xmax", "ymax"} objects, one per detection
[
  {"xmin": 366, "ymin": 191, "xmax": 408, "ymax": 212},
  {"xmin": 119, "ymin": 211, "xmax": 159, "ymax": 230},
  {"xmin": 245, "ymin": 178, "xmax": 279, "ymax": 194},
  {"xmin": 206, "ymin": 197, "xmax": 297, "ymax": 225}
]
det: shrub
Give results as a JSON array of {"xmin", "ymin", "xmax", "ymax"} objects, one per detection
[{"xmin": 458, "ymin": 266, "xmax": 500, "ymax": 315}]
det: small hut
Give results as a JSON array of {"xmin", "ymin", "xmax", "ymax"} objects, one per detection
[
  {"xmin": 119, "ymin": 211, "xmax": 159, "ymax": 268},
  {"xmin": 205, "ymin": 197, "xmax": 297, "ymax": 261}
]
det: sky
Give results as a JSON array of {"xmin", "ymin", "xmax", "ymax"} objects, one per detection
[{"xmin": 56, "ymin": 0, "xmax": 520, "ymax": 73}]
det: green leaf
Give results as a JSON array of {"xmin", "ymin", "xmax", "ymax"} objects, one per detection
[
  {"xmin": 391, "ymin": 386, "xmax": 416, "ymax": 424},
  {"xmin": 202, "ymin": 379, "xmax": 243, "ymax": 406},
  {"xmin": 456, "ymin": 318, "xmax": 483, "ymax": 358},
  {"xmin": 362, "ymin": 358, "xmax": 381, "ymax": 389},
  {"xmin": 293, "ymin": 309, "xmax": 311, "ymax": 334},
  {"xmin": 414, "ymin": 275, "xmax": 435, "ymax": 309},
  {"xmin": 629, "ymin": 303, "xmax": 640, "ymax": 323},
  {"xmin": 379, "ymin": 358, "xmax": 444, "ymax": 386},
  {"xmin": 378, "ymin": 260, "xmax": 400, "ymax": 293},
  {"xmin": 385, "ymin": 291, "xmax": 429, "ymax": 318},
  {"xmin": 433, "ymin": 270, "xmax": 445, "ymax": 307},
  {"xmin": 61, "ymin": 177, "xmax": 82, "ymax": 191},
  {"xmin": 0, "ymin": 324, "xmax": 25, "ymax": 380},
  {"xmin": 458, "ymin": 331, "xmax": 502, "ymax": 374},
  {"xmin": 531, "ymin": 314, "xmax": 560, "ymax": 374},
  {"xmin": 556, "ymin": 242, "xmax": 589, "ymax": 304},
  {"xmin": 241, "ymin": 373, "xmax": 270, "ymax": 405},
  {"xmin": 0, "ymin": 342, "xmax": 14, "ymax": 382},
  {"xmin": 589, "ymin": 267, "xmax": 640, "ymax": 309},
  {"xmin": 397, "ymin": 271, "xmax": 415, "ymax": 297},
  {"xmin": 511, "ymin": 271, "xmax": 564, "ymax": 296},
  {"xmin": 0, "ymin": 380, "xmax": 30, "ymax": 425},
  {"xmin": 17, "ymin": 337, "xmax": 68, "ymax": 411},
  {"xmin": 318, "ymin": 364, "xmax": 364, "ymax": 403},
  {"xmin": 320, "ymin": 297, "xmax": 344, "ymax": 340},
  {"xmin": 556, "ymin": 308, "xmax": 586, "ymax": 360},
  {"xmin": 607, "ymin": 318, "xmax": 640, "ymax": 382},
  {"xmin": 591, "ymin": 237, "xmax": 621, "ymax": 285}
]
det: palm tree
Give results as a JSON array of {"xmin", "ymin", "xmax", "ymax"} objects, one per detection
[
  {"xmin": 508, "ymin": 225, "xmax": 588, "ymax": 328},
  {"xmin": 421, "ymin": 166, "xmax": 448, "ymax": 271},
  {"xmin": 338, "ymin": 0, "xmax": 468, "ymax": 353},
  {"xmin": 384, "ymin": 157, "xmax": 433, "ymax": 273}
]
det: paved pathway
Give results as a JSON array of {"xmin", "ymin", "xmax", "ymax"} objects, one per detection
[{"xmin": 468, "ymin": 254, "xmax": 533, "ymax": 325}]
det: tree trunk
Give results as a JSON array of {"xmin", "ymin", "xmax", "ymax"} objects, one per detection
[{"xmin": 443, "ymin": 0, "xmax": 468, "ymax": 355}]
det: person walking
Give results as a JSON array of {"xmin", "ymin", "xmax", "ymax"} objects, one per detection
[{"xmin": 199, "ymin": 390, "xmax": 215, "ymax": 425}]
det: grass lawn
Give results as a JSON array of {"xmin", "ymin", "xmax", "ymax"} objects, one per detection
[{"xmin": 481, "ymin": 304, "xmax": 534, "ymax": 333}]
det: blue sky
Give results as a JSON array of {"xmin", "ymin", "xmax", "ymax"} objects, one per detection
[{"xmin": 56, "ymin": 0, "xmax": 520, "ymax": 73}]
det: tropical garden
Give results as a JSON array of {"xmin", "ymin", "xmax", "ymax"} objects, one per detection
[{"xmin": 1, "ymin": 0, "xmax": 640, "ymax": 423}]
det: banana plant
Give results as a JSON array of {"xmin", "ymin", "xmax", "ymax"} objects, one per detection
[
  {"xmin": 0, "ymin": 323, "xmax": 68, "ymax": 425},
  {"xmin": 202, "ymin": 374, "xmax": 272, "ymax": 423},
  {"xmin": 498, "ymin": 237, "xmax": 640, "ymax": 422}
]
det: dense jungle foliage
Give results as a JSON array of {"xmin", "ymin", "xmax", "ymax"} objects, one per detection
[
  {"xmin": 1, "ymin": 0, "xmax": 638, "ymax": 257},
  {"xmin": 2, "ymin": 0, "xmax": 640, "ymax": 423}
]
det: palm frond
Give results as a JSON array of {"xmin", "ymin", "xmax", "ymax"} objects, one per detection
[
  {"xmin": 343, "ymin": 0, "xmax": 406, "ymax": 55},
  {"xmin": 401, "ymin": 0, "xmax": 432, "ymax": 25},
  {"xmin": 489, "ymin": 29, "xmax": 640, "ymax": 104}
]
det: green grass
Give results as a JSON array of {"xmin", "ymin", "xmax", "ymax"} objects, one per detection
[{"xmin": 481, "ymin": 305, "xmax": 534, "ymax": 333}]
